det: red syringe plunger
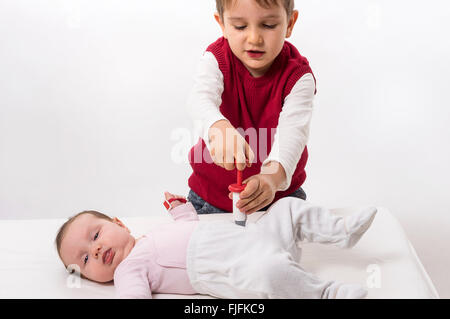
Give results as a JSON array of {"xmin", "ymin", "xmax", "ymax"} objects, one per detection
[
  {"xmin": 228, "ymin": 163, "xmax": 246, "ymax": 193},
  {"xmin": 237, "ymin": 169, "xmax": 242, "ymax": 186},
  {"xmin": 229, "ymin": 162, "xmax": 247, "ymax": 227}
]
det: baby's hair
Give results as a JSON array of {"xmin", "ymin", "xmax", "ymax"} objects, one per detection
[
  {"xmin": 216, "ymin": 0, "xmax": 295, "ymax": 20},
  {"xmin": 55, "ymin": 210, "xmax": 113, "ymax": 266}
]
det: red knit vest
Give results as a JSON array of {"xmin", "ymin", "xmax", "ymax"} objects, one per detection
[{"xmin": 188, "ymin": 37, "xmax": 316, "ymax": 212}]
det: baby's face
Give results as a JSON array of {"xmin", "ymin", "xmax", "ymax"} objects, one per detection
[
  {"xmin": 59, "ymin": 214, "xmax": 135, "ymax": 283},
  {"xmin": 216, "ymin": 0, "xmax": 298, "ymax": 77}
]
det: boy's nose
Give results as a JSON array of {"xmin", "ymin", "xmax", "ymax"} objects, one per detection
[{"xmin": 247, "ymin": 29, "xmax": 263, "ymax": 45}]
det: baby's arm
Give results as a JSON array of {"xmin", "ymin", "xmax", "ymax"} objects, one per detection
[
  {"xmin": 164, "ymin": 191, "xmax": 199, "ymax": 222},
  {"xmin": 168, "ymin": 202, "xmax": 199, "ymax": 222},
  {"xmin": 114, "ymin": 262, "xmax": 152, "ymax": 299}
]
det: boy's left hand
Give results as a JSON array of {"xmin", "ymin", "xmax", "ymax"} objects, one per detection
[
  {"xmin": 229, "ymin": 161, "xmax": 286, "ymax": 214},
  {"xmin": 228, "ymin": 161, "xmax": 287, "ymax": 214},
  {"xmin": 230, "ymin": 174, "xmax": 277, "ymax": 214}
]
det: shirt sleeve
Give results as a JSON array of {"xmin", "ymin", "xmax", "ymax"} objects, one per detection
[
  {"xmin": 168, "ymin": 202, "xmax": 199, "ymax": 222},
  {"xmin": 114, "ymin": 261, "xmax": 152, "ymax": 299},
  {"xmin": 261, "ymin": 73, "xmax": 316, "ymax": 191},
  {"xmin": 187, "ymin": 51, "xmax": 227, "ymax": 151}
]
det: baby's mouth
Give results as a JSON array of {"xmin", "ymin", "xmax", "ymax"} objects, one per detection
[{"xmin": 102, "ymin": 248, "xmax": 114, "ymax": 265}]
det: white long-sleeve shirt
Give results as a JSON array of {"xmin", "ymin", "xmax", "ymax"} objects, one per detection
[{"xmin": 187, "ymin": 51, "xmax": 316, "ymax": 191}]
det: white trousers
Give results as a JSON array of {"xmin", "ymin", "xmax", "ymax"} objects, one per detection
[{"xmin": 186, "ymin": 197, "xmax": 368, "ymax": 299}]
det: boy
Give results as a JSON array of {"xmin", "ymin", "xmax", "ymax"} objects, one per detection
[{"xmin": 187, "ymin": 0, "xmax": 316, "ymax": 215}]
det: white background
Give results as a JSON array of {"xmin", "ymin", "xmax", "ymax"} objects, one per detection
[{"xmin": 1, "ymin": 0, "xmax": 449, "ymax": 297}]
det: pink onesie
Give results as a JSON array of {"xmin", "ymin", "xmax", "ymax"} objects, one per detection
[
  {"xmin": 113, "ymin": 198, "xmax": 375, "ymax": 299},
  {"xmin": 113, "ymin": 202, "xmax": 200, "ymax": 298}
]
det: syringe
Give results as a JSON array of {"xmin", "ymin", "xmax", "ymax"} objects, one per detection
[{"xmin": 228, "ymin": 167, "xmax": 247, "ymax": 226}]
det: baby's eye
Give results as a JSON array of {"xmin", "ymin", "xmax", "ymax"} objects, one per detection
[
  {"xmin": 234, "ymin": 25, "xmax": 246, "ymax": 30},
  {"xmin": 84, "ymin": 255, "xmax": 88, "ymax": 264},
  {"xmin": 94, "ymin": 231, "xmax": 99, "ymax": 240},
  {"xmin": 263, "ymin": 24, "xmax": 277, "ymax": 29}
]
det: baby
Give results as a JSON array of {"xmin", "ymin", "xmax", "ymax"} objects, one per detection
[{"xmin": 56, "ymin": 192, "xmax": 377, "ymax": 299}]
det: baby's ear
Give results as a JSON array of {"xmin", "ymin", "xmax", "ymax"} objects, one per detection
[{"xmin": 112, "ymin": 217, "xmax": 130, "ymax": 233}]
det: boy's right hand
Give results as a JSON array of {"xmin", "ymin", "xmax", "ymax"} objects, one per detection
[{"xmin": 208, "ymin": 120, "xmax": 254, "ymax": 171}]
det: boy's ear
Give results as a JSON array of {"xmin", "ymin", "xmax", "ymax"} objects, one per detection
[
  {"xmin": 286, "ymin": 10, "xmax": 299, "ymax": 38},
  {"xmin": 112, "ymin": 217, "xmax": 130, "ymax": 233},
  {"xmin": 214, "ymin": 12, "xmax": 227, "ymax": 38}
]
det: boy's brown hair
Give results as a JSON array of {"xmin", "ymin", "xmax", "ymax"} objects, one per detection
[
  {"xmin": 216, "ymin": 0, "xmax": 295, "ymax": 20},
  {"xmin": 55, "ymin": 210, "xmax": 113, "ymax": 266}
]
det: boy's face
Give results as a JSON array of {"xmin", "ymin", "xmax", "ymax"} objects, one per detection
[
  {"xmin": 59, "ymin": 214, "xmax": 135, "ymax": 283},
  {"xmin": 215, "ymin": 0, "xmax": 298, "ymax": 77}
]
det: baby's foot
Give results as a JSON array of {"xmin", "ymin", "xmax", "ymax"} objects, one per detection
[
  {"xmin": 323, "ymin": 282, "xmax": 368, "ymax": 299},
  {"xmin": 340, "ymin": 207, "xmax": 377, "ymax": 248},
  {"xmin": 164, "ymin": 191, "xmax": 187, "ymax": 209}
]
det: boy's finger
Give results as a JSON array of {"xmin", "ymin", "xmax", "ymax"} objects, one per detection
[
  {"xmin": 211, "ymin": 146, "xmax": 223, "ymax": 166},
  {"xmin": 246, "ymin": 198, "xmax": 272, "ymax": 215},
  {"xmin": 223, "ymin": 161, "xmax": 235, "ymax": 171},
  {"xmin": 223, "ymin": 147, "xmax": 235, "ymax": 170},
  {"xmin": 245, "ymin": 143, "xmax": 254, "ymax": 166},
  {"xmin": 235, "ymin": 149, "xmax": 246, "ymax": 171},
  {"xmin": 239, "ymin": 179, "xmax": 259, "ymax": 199},
  {"xmin": 238, "ymin": 189, "xmax": 264, "ymax": 212}
]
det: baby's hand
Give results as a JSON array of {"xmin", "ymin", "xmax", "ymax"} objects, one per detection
[
  {"xmin": 208, "ymin": 120, "xmax": 254, "ymax": 171},
  {"xmin": 164, "ymin": 191, "xmax": 187, "ymax": 209}
]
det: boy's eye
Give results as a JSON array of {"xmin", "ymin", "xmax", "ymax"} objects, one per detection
[
  {"xmin": 234, "ymin": 25, "xmax": 246, "ymax": 30},
  {"xmin": 84, "ymin": 255, "xmax": 88, "ymax": 264},
  {"xmin": 94, "ymin": 231, "xmax": 99, "ymax": 240},
  {"xmin": 263, "ymin": 24, "xmax": 277, "ymax": 29}
]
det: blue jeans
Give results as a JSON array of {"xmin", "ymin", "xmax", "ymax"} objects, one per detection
[{"xmin": 187, "ymin": 187, "xmax": 307, "ymax": 214}]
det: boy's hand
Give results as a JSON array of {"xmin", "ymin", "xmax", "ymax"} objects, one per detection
[
  {"xmin": 208, "ymin": 120, "xmax": 254, "ymax": 171},
  {"xmin": 228, "ymin": 161, "xmax": 287, "ymax": 214},
  {"xmin": 164, "ymin": 191, "xmax": 187, "ymax": 209}
]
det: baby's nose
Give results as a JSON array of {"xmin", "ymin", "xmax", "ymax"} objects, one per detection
[{"xmin": 91, "ymin": 244, "xmax": 102, "ymax": 259}]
